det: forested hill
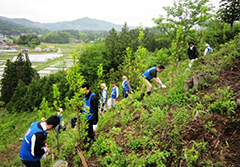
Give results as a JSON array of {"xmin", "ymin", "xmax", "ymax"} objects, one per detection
[
  {"xmin": 0, "ymin": 18, "xmax": 49, "ymax": 35},
  {"xmin": 0, "ymin": 16, "xmax": 134, "ymax": 31}
]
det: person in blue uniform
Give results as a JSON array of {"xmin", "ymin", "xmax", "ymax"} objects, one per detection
[
  {"xmin": 122, "ymin": 76, "xmax": 133, "ymax": 99},
  {"xmin": 204, "ymin": 43, "xmax": 213, "ymax": 56},
  {"xmin": 19, "ymin": 115, "xmax": 60, "ymax": 167},
  {"xmin": 108, "ymin": 81, "xmax": 119, "ymax": 109},
  {"xmin": 141, "ymin": 65, "xmax": 165, "ymax": 99},
  {"xmin": 100, "ymin": 83, "xmax": 108, "ymax": 114},
  {"xmin": 56, "ymin": 108, "xmax": 65, "ymax": 134},
  {"xmin": 81, "ymin": 82, "xmax": 98, "ymax": 141}
]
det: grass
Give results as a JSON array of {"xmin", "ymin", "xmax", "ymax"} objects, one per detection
[
  {"xmin": 1, "ymin": 35, "xmax": 239, "ymax": 166},
  {"xmin": 8, "ymin": 43, "xmax": 81, "ymax": 54},
  {"xmin": 41, "ymin": 43, "xmax": 83, "ymax": 54},
  {"xmin": 34, "ymin": 54, "xmax": 71, "ymax": 71},
  {"xmin": 0, "ymin": 111, "xmax": 39, "ymax": 150},
  {"xmin": 0, "ymin": 54, "xmax": 16, "ymax": 60},
  {"xmin": 0, "ymin": 43, "xmax": 80, "ymax": 73}
]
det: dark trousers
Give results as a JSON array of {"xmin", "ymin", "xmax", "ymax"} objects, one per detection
[
  {"xmin": 21, "ymin": 159, "xmax": 41, "ymax": 167},
  {"xmin": 123, "ymin": 91, "xmax": 128, "ymax": 98},
  {"xmin": 56, "ymin": 125, "xmax": 62, "ymax": 134},
  {"xmin": 86, "ymin": 121, "xmax": 95, "ymax": 141}
]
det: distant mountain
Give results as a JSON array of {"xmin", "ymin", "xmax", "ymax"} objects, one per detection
[
  {"xmin": 0, "ymin": 16, "xmax": 134, "ymax": 31},
  {"xmin": 0, "ymin": 17, "xmax": 49, "ymax": 35},
  {"xmin": 0, "ymin": 16, "xmax": 43, "ymax": 28}
]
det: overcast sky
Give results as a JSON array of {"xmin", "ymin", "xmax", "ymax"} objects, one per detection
[{"xmin": 0, "ymin": 0, "xmax": 220, "ymax": 27}]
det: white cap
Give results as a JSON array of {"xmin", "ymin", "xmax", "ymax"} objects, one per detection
[
  {"xmin": 122, "ymin": 76, "xmax": 127, "ymax": 79},
  {"xmin": 59, "ymin": 108, "xmax": 63, "ymax": 112},
  {"xmin": 101, "ymin": 83, "xmax": 106, "ymax": 87}
]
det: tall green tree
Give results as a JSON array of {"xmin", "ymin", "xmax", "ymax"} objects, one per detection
[
  {"xmin": 143, "ymin": 28, "xmax": 158, "ymax": 52},
  {"xmin": 105, "ymin": 28, "xmax": 121, "ymax": 70},
  {"xmin": 153, "ymin": 0, "xmax": 214, "ymax": 61},
  {"xmin": 6, "ymin": 79, "xmax": 27, "ymax": 112},
  {"xmin": 1, "ymin": 53, "xmax": 39, "ymax": 105},
  {"xmin": 119, "ymin": 22, "xmax": 132, "ymax": 57},
  {"xmin": 1, "ymin": 60, "xmax": 18, "ymax": 104},
  {"xmin": 217, "ymin": 0, "xmax": 240, "ymax": 32},
  {"xmin": 78, "ymin": 42, "xmax": 110, "ymax": 92},
  {"xmin": 153, "ymin": 0, "xmax": 214, "ymax": 39}
]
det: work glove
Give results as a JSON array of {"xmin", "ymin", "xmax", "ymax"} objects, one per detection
[
  {"xmin": 93, "ymin": 124, "xmax": 98, "ymax": 132},
  {"xmin": 161, "ymin": 84, "xmax": 167, "ymax": 88},
  {"xmin": 115, "ymin": 98, "xmax": 118, "ymax": 101},
  {"xmin": 157, "ymin": 77, "xmax": 162, "ymax": 84},
  {"xmin": 41, "ymin": 152, "xmax": 48, "ymax": 159}
]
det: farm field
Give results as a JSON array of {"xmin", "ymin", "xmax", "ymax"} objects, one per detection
[{"xmin": 0, "ymin": 43, "xmax": 83, "ymax": 79}]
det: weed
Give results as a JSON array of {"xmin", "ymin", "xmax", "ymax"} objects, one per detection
[{"xmin": 208, "ymin": 87, "xmax": 237, "ymax": 116}]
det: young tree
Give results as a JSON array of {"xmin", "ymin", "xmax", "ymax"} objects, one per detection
[
  {"xmin": 217, "ymin": 0, "xmax": 240, "ymax": 32},
  {"xmin": 153, "ymin": 0, "xmax": 214, "ymax": 39},
  {"xmin": 153, "ymin": 0, "xmax": 214, "ymax": 62}
]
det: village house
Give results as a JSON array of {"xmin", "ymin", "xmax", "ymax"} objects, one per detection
[
  {"xmin": 43, "ymin": 47, "xmax": 51, "ymax": 52},
  {"xmin": 9, "ymin": 45, "xmax": 19, "ymax": 50},
  {"xmin": 35, "ymin": 46, "xmax": 42, "ymax": 52},
  {"xmin": 0, "ymin": 44, "xmax": 10, "ymax": 49},
  {"xmin": 21, "ymin": 48, "xmax": 29, "ymax": 52}
]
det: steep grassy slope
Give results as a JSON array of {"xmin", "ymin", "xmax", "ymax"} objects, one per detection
[
  {"xmin": 83, "ymin": 34, "xmax": 240, "ymax": 167},
  {"xmin": 0, "ymin": 34, "xmax": 239, "ymax": 167}
]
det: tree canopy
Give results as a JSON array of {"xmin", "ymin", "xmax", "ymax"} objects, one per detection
[{"xmin": 218, "ymin": 0, "xmax": 240, "ymax": 32}]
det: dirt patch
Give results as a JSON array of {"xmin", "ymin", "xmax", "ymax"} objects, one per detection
[
  {"xmin": 217, "ymin": 58, "xmax": 240, "ymax": 100},
  {"xmin": 180, "ymin": 112, "xmax": 240, "ymax": 166},
  {"xmin": 178, "ymin": 58, "xmax": 240, "ymax": 166},
  {"xmin": 0, "ymin": 140, "xmax": 22, "ymax": 163}
]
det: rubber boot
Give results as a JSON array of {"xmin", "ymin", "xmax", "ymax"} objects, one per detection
[
  {"xmin": 147, "ymin": 91, "xmax": 151, "ymax": 96},
  {"xmin": 140, "ymin": 93, "xmax": 145, "ymax": 100}
]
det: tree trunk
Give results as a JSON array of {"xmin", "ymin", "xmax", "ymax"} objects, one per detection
[{"xmin": 230, "ymin": 22, "xmax": 233, "ymax": 33}]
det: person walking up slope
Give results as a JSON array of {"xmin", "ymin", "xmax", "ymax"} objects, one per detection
[
  {"xmin": 122, "ymin": 76, "xmax": 133, "ymax": 100},
  {"xmin": 108, "ymin": 82, "xmax": 119, "ymax": 109},
  {"xmin": 100, "ymin": 83, "xmax": 108, "ymax": 114},
  {"xmin": 56, "ymin": 108, "xmax": 65, "ymax": 135},
  {"xmin": 204, "ymin": 43, "xmax": 213, "ymax": 56},
  {"xmin": 187, "ymin": 42, "xmax": 199, "ymax": 68}
]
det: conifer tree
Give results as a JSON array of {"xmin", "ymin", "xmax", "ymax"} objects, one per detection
[
  {"xmin": 1, "ymin": 59, "xmax": 17, "ymax": 104},
  {"xmin": 105, "ymin": 28, "xmax": 121, "ymax": 70},
  {"xmin": 1, "ymin": 53, "xmax": 39, "ymax": 105}
]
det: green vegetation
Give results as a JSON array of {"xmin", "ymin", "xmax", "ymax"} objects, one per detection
[
  {"xmin": 0, "ymin": 18, "xmax": 49, "ymax": 35},
  {"xmin": 34, "ymin": 54, "xmax": 69, "ymax": 71},
  {"xmin": 14, "ymin": 34, "xmax": 41, "ymax": 47},
  {"xmin": 217, "ymin": 0, "xmax": 240, "ymax": 32},
  {"xmin": 41, "ymin": 43, "xmax": 84, "ymax": 54},
  {"xmin": 0, "ymin": 0, "xmax": 240, "ymax": 166},
  {"xmin": 39, "ymin": 30, "xmax": 109, "ymax": 44},
  {"xmin": 1, "ymin": 53, "xmax": 39, "ymax": 104}
]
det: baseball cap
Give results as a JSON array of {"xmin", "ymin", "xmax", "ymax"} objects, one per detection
[{"xmin": 101, "ymin": 83, "xmax": 106, "ymax": 87}]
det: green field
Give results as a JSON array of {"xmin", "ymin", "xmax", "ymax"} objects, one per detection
[
  {"xmin": 41, "ymin": 43, "xmax": 83, "ymax": 54},
  {"xmin": 0, "ymin": 43, "xmax": 83, "ymax": 68}
]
